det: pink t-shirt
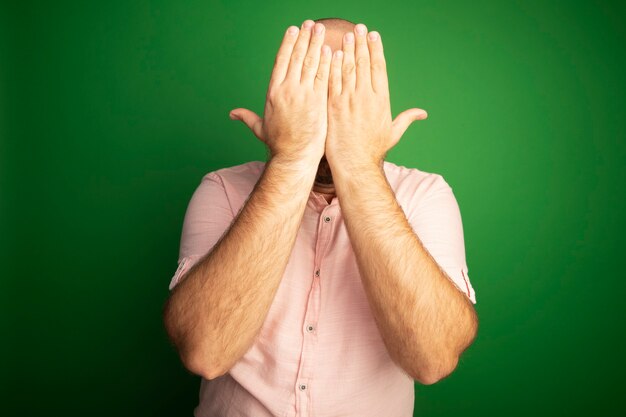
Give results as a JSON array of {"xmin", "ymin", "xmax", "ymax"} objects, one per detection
[{"xmin": 169, "ymin": 160, "xmax": 477, "ymax": 417}]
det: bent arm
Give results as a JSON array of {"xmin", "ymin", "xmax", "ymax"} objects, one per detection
[
  {"xmin": 163, "ymin": 157, "xmax": 318, "ymax": 379},
  {"xmin": 332, "ymin": 164, "xmax": 478, "ymax": 385}
]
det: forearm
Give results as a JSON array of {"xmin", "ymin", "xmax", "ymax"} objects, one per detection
[
  {"xmin": 332, "ymin": 162, "xmax": 478, "ymax": 384},
  {"xmin": 163, "ymin": 156, "xmax": 318, "ymax": 379}
]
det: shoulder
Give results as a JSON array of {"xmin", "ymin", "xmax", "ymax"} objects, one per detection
[
  {"xmin": 383, "ymin": 160, "xmax": 452, "ymax": 206},
  {"xmin": 197, "ymin": 160, "xmax": 266, "ymax": 214},
  {"xmin": 200, "ymin": 160, "xmax": 266, "ymax": 195},
  {"xmin": 203, "ymin": 160, "xmax": 265, "ymax": 184}
]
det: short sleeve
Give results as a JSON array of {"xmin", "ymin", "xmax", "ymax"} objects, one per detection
[
  {"xmin": 406, "ymin": 174, "xmax": 477, "ymax": 304},
  {"xmin": 169, "ymin": 172, "xmax": 235, "ymax": 291}
]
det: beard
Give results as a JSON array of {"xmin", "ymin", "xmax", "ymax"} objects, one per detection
[{"xmin": 314, "ymin": 156, "xmax": 334, "ymax": 186}]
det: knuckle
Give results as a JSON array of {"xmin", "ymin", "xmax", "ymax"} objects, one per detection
[
  {"xmin": 274, "ymin": 54, "xmax": 289, "ymax": 66},
  {"xmin": 371, "ymin": 60, "xmax": 386, "ymax": 71},
  {"xmin": 267, "ymin": 88, "xmax": 278, "ymax": 102},
  {"xmin": 291, "ymin": 52, "xmax": 305, "ymax": 63},
  {"xmin": 302, "ymin": 55, "xmax": 316, "ymax": 70},
  {"xmin": 343, "ymin": 62, "xmax": 355, "ymax": 74},
  {"xmin": 328, "ymin": 96, "xmax": 341, "ymax": 106},
  {"xmin": 338, "ymin": 95, "xmax": 350, "ymax": 106},
  {"xmin": 356, "ymin": 56, "xmax": 369, "ymax": 67}
]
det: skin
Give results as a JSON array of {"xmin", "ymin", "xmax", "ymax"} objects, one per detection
[
  {"xmin": 323, "ymin": 23, "xmax": 479, "ymax": 383},
  {"xmin": 230, "ymin": 18, "xmax": 429, "ymax": 203},
  {"xmin": 306, "ymin": 20, "xmax": 347, "ymax": 201},
  {"xmin": 163, "ymin": 20, "xmax": 336, "ymax": 382},
  {"xmin": 164, "ymin": 19, "xmax": 478, "ymax": 385}
]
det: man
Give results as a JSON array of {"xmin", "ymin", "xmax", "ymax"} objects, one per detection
[{"xmin": 163, "ymin": 17, "xmax": 478, "ymax": 417}]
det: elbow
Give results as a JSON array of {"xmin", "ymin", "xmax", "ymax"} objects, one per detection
[
  {"xmin": 414, "ymin": 372, "xmax": 445, "ymax": 386},
  {"xmin": 162, "ymin": 310, "xmax": 224, "ymax": 380},
  {"xmin": 181, "ymin": 352, "xmax": 224, "ymax": 380},
  {"xmin": 413, "ymin": 355, "xmax": 459, "ymax": 386},
  {"xmin": 412, "ymin": 314, "xmax": 478, "ymax": 385},
  {"xmin": 182, "ymin": 351, "xmax": 225, "ymax": 380}
]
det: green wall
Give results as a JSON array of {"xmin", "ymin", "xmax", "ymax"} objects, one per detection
[{"xmin": 2, "ymin": 0, "xmax": 624, "ymax": 415}]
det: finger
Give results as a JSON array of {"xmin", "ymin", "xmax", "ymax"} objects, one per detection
[
  {"xmin": 301, "ymin": 23, "xmax": 326, "ymax": 85},
  {"xmin": 229, "ymin": 108, "xmax": 264, "ymax": 141},
  {"xmin": 354, "ymin": 23, "xmax": 371, "ymax": 91},
  {"xmin": 328, "ymin": 49, "xmax": 343, "ymax": 97},
  {"xmin": 314, "ymin": 44, "xmax": 333, "ymax": 93},
  {"xmin": 286, "ymin": 19, "xmax": 315, "ymax": 82},
  {"xmin": 269, "ymin": 25, "xmax": 300, "ymax": 88},
  {"xmin": 390, "ymin": 108, "xmax": 428, "ymax": 144},
  {"xmin": 341, "ymin": 31, "xmax": 356, "ymax": 93},
  {"xmin": 367, "ymin": 31, "xmax": 388, "ymax": 94}
]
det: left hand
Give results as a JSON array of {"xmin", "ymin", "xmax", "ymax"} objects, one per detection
[{"xmin": 325, "ymin": 24, "xmax": 428, "ymax": 169}]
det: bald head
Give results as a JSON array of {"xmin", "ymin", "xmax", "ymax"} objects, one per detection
[
  {"xmin": 314, "ymin": 17, "xmax": 356, "ymax": 32},
  {"xmin": 314, "ymin": 17, "xmax": 356, "ymax": 52}
]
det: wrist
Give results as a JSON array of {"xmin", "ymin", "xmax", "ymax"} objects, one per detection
[
  {"xmin": 268, "ymin": 154, "xmax": 321, "ymax": 175},
  {"xmin": 327, "ymin": 154, "xmax": 384, "ymax": 178}
]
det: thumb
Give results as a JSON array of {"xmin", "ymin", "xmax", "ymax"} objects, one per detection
[
  {"xmin": 229, "ymin": 108, "xmax": 265, "ymax": 142},
  {"xmin": 390, "ymin": 108, "xmax": 428, "ymax": 148}
]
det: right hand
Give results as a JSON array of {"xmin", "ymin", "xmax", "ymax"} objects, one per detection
[{"xmin": 229, "ymin": 19, "xmax": 332, "ymax": 164}]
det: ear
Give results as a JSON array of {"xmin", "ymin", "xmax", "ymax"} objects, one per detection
[
  {"xmin": 230, "ymin": 108, "xmax": 265, "ymax": 142},
  {"xmin": 389, "ymin": 108, "xmax": 428, "ymax": 148}
]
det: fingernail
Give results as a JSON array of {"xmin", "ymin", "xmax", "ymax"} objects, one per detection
[
  {"xmin": 302, "ymin": 20, "xmax": 314, "ymax": 30},
  {"xmin": 356, "ymin": 24, "xmax": 367, "ymax": 35},
  {"xmin": 335, "ymin": 50, "xmax": 343, "ymax": 59},
  {"xmin": 345, "ymin": 32, "xmax": 354, "ymax": 44},
  {"xmin": 368, "ymin": 31, "xmax": 379, "ymax": 41},
  {"xmin": 314, "ymin": 23, "xmax": 324, "ymax": 34},
  {"xmin": 288, "ymin": 26, "xmax": 298, "ymax": 35},
  {"xmin": 322, "ymin": 45, "xmax": 330, "ymax": 55}
]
